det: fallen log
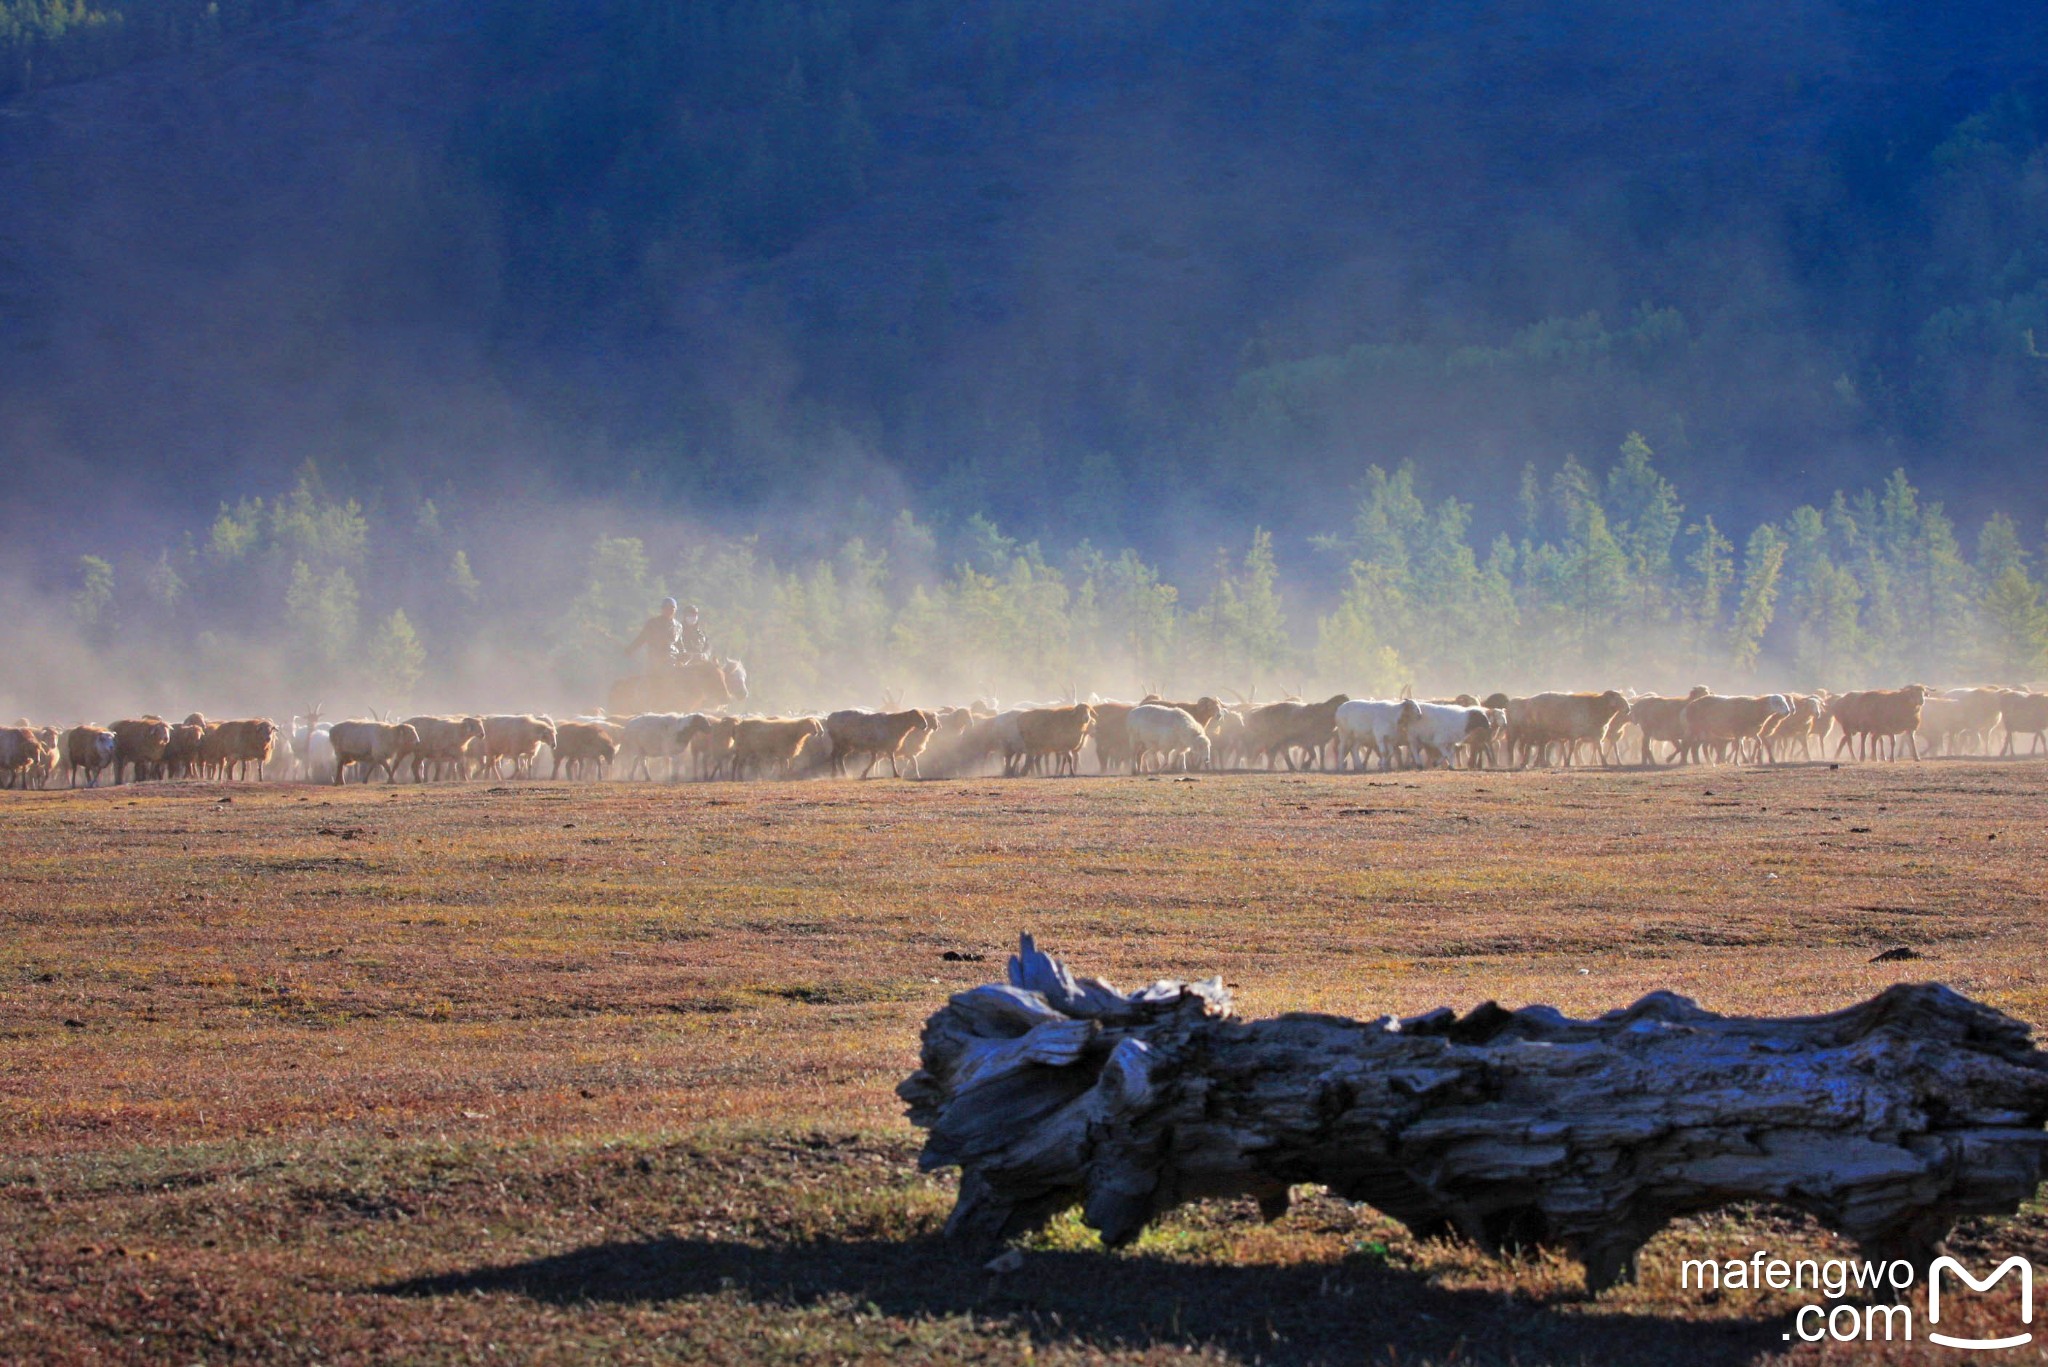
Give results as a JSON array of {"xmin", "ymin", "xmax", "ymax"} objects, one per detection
[{"xmin": 899, "ymin": 935, "xmax": 2048, "ymax": 1290}]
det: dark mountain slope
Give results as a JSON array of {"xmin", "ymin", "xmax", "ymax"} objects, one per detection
[{"xmin": 1, "ymin": 0, "xmax": 2044, "ymax": 556}]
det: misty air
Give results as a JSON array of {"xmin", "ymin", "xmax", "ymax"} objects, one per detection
[{"xmin": 3, "ymin": 2, "xmax": 2046, "ymax": 1362}]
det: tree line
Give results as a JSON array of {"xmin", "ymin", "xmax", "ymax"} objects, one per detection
[
  {"xmin": 57, "ymin": 439, "xmax": 2048, "ymax": 713},
  {"xmin": 0, "ymin": 0, "xmax": 301, "ymax": 99}
]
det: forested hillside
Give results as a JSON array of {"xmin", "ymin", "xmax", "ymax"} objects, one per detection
[
  {"xmin": 12, "ymin": 442, "xmax": 2044, "ymax": 722},
  {"xmin": 1, "ymin": 0, "xmax": 2046, "ymax": 585},
  {"xmin": 0, "ymin": 0, "xmax": 301, "ymax": 97}
]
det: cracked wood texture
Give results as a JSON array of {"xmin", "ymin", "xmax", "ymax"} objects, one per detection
[{"xmin": 899, "ymin": 934, "xmax": 2048, "ymax": 1290}]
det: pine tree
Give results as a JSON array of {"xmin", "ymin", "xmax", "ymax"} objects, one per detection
[
  {"xmin": 72, "ymin": 555, "xmax": 114, "ymax": 630},
  {"xmin": 1560, "ymin": 502, "xmax": 1631, "ymax": 671},
  {"xmin": 563, "ymin": 535, "xmax": 658, "ymax": 660},
  {"xmin": 1517, "ymin": 462, "xmax": 1543, "ymax": 537},
  {"xmin": 1195, "ymin": 530, "xmax": 1290, "ymax": 687},
  {"xmin": 964, "ymin": 513, "xmax": 1017, "ymax": 576},
  {"xmin": 284, "ymin": 560, "xmax": 359, "ymax": 674},
  {"xmin": 1605, "ymin": 433, "xmax": 1683, "ymax": 656},
  {"xmin": 1094, "ymin": 548, "xmax": 1180, "ymax": 687},
  {"xmin": 1977, "ymin": 512, "xmax": 2030, "ymax": 582},
  {"xmin": 1684, "ymin": 516, "xmax": 1734, "ymax": 668},
  {"xmin": 1235, "ymin": 529, "xmax": 1289, "ymax": 680},
  {"xmin": 1314, "ymin": 565, "xmax": 1405, "ymax": 695},
  {"xmin": 448, "ymin": 549, "xmax": 480, "ymax": 605},
  {"xmin": 1917, "ymin": 500, "xmax": 1976, "ymax": 671},
  {"xmin": 1779, "ymin": 505, "xmax": 1868, "ymax": 681},
  {"xmin": 369, "ymin": 609, "xmax": 427, "ymax": 699},
  {"xmin": 1408, "ymin": 497, "xmax": 1494, "ymax": 685},
  {"xmin": 1980, "ymin": 566, "xmax": 2048, "ymax": 680},
  {"xmin": 1729, "ymin": 525, "xmax": 1786, "ymax": 675},
  {"xmin": 1605, "ymin": 432, "xmax": 1683, "ymax": 584},
  {"xmin": 144, "ymin": 550, "xmax": 186, "ymax": 612}
]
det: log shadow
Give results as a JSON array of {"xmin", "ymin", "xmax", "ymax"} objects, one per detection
[{"xmin": 379, "ymin": 1233, "xmax": 1782, "ymax": 1364}]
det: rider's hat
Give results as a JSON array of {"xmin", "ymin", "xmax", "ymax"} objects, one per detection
[
  {"xmin": 660, "ymin": 597, "xmax": 678, "ymax": 612},
  {"xmin": 683, "ymin": 603, "xmax": 700, "ymax": 616}
]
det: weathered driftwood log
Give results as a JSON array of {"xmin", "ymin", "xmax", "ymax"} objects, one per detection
[{"xmin": 899, "ymin": 935, "xmax": 2048, "ymax": 1290}]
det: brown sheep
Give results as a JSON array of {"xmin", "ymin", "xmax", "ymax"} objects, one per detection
[
  {"xmin": 0, "ymin": 725, "xmax": 36, "ymax": 788},
  {"xmin": 1506, "ymin": 691, "xmax": 1631, "ymax": 768},
  {"xmin": 1679, "ymin": 694, "xmax": 1793, "ymax": 765},
  {"xmin": 161, "ymin": 722, "xmax": 207, "ymax": 779},
  {"xmin": 63, "ymin": 725, "xmax": 118, "ymax": 787},
  {"xmin": 108, "ymin": 717, "xmax": 172, "ymax": 784},
  {"xmin": 2000, "ymin": 692, "xmax": 2048, "ymax": 756},
  {"xmin": 1088, "ymin": 701, "xmax": 1138, "ymax": 773},
  {"xmin": 481, "ymin": 715, "xmax": 557, "ymax": 779},
  {"xmin": 25, "ymin": 725, "xmax": 60, "ymax": 788},
  {"xmin": 1242, "ymin": 695, "xmax": 1351, "ymax": 771},
  {"xmin": 1934, "ymin": 687, "xmax": 2016, "ymax": 755},
  {"xmin": 550, "ymin": 721, "xmax": 619, "ymax": 780},
  {"xmin": 614, "ymin": 713, "xmax": 710, "ymax": 781},
  {"xmin": 824, "ymin": 709, "xmax": 939, "ymax": 778},
  {"xmin": 691, "ymin": 715, "xmax": 743, "ymax": 779},
  {"xmin": 405, "ymin": 715, "xmax": 488, "ymax": 781},
  {"xmin": 1626, "ymin": 686, "xmax": 1711, "ymax": 765},
  {"xmin": 1015, "ymin": 704, "xmax": 1096, "ymax": 777},
  {"xmin": 1827, "ymin": 686, "xmax": 1929, "ymax": 761},
  {"xmin": 729, "ymin": 717, "xmax": 825, "ymax": 779},
  {"xmin": 327, "ymin": 721, "xmax": 421, "ymax": 784},
  {"xmin": 201, "ymin": 719, "xmax": 278, "ymax": 781},
  {"xmin": 1760, "ymin": 694, "xmax": 1825, "ymax": 762},
  {"xmin": 1913, "ymin": 696, "xmax": 1976, "ymax": 757}
]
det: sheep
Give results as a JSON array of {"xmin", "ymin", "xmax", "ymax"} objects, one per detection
[
  {"xmin": 305, "ymin": 726, "xmax": 336, "ymax": 784},
  {"xmin": 1999, "ymin": 692, "xmax": 2048, "ymax": 756},
  {"xmin": 1403, "ymin": 701, "xmax": 1496, "ymax": 769},
  {"xmin": 1827, "ymin": 686, "xmax": 1929, "ymax": 761},
  {"xmin": 729, "ymin": 717, "xmax": 825, "ymax": 779},
  {"xmin": 481, "ymin": 715, "xmax": 557, "ymax": 779},
  {"xmin": 616, "ymin": 712, "xmax": 710, "ymax": 781},
  {"xmin": 162, "ymin": 721, "xmax": 207, "ymax": 779},
  {"xmin": 289, "ymin": 706, "xmax": 325, "ymax": 779},
  {"xmin": 108, "ymin": 717, "xmax": 172, "ymax": 784},
  {"xmin": 1015, "ymin": 704, "xmax": 1095, "ymax": 777},
  {"xmin": 691, "ymin": 715, "xmax": 743, "ymax": 779},
  {"xmin": 404, "ymin": 716, "xmax": 488, "ymax": 781},
  {"xmin": 1126, "ymin": 703, "xmax": 1211, "ymax": 772},
  {"xmin": 824, "ymin": 709, "xmax": 939, "ymax": 778},
  {"xmin": 0, "ymin": 726, "xmax": 36, "ymax": 788},
  {"xmin": 1243, "ymin": 695, "xmax": 1350, "ymax": 771},
  {"xmin": 1505, "ymin": 691, "xmax": 1631, "ymax": 768},
  {"xmin": 1760, "ymin": 693, "xmax": 1825, "ymax": 762},
  {"xmin": 1334, "ymin": 699, "xmax": 1419, "ymax": 771},
  {"xmin": 549, "ymin": 721, "xmax": 619, "ymax": 780},
  {"xmin": 1938, "ymin": 686, "xmax": 2017, "ymax": 755},
  {"xmin": 1088, "ymin": 701, "xmax": 1139, "ymax": 773},
  {"xmin": 327, "ymin": 721, "xmax": 420, "ymax": 784},
  {"xmin": 200, "ymin": 719, "xmax": 278, "ymax": 781},
  {"xmin": 1625, "ymin": 686, "xmax": 1711, "ymax": 765},
  {"xmin": 62, "ymin": 725, "xmax": 118, "ymax": 787},
  {"xmin": 1679, "ymin": 694, "xmax": 1794, "ymax": 765}
]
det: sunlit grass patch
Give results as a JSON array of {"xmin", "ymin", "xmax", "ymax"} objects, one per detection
[{"xmin": 0, "ymin": 767, "xmax": 2043, "ymax": 1361}]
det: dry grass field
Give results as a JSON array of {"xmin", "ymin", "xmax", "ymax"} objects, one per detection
[{"xmin": 3, "ymin": 760, "xmax": 2046, "ymax": 1364}]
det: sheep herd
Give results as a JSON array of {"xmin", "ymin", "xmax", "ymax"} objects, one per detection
[{"xmin": 2, "ymin": 681, "xmax": 2043, "ymax": 791}]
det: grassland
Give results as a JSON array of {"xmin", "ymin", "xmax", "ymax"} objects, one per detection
[{"xmin": 3, "ymin": 760, "xmax": 2046, "ymax": 1363}]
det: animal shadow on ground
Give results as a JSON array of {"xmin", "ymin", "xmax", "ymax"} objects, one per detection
[{"xmin": 380, "ymin": 1232, "xmax": 1781, "ymax": 1364}]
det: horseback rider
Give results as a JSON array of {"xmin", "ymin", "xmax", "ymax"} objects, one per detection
[
  {"xmin": 677, "ymin": 603, "xmax": 709, "ymax": 659},
  {"xmin": 623, "ymin": 598, "xmax": 712, "ymax": 675},
  {"xmin": 624, "ymin": 597, "xmax": 683, "ymax": 673}
]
